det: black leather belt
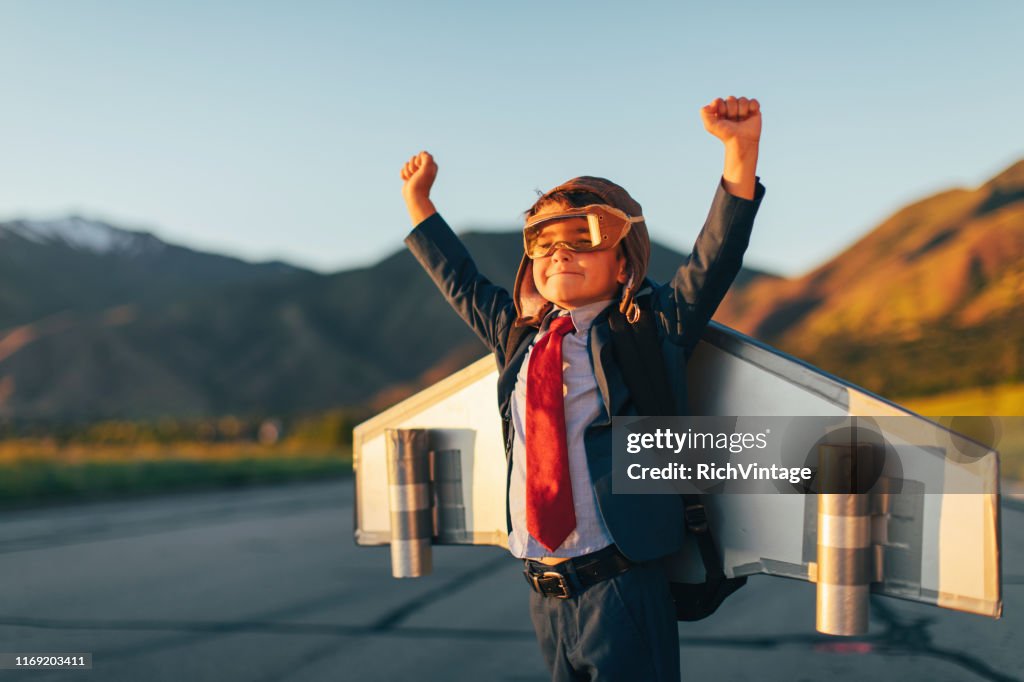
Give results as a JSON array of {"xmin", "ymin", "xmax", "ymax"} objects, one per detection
[{"xmin": 523, "ymin": 545, "xmax": 633, "ymax": 599}]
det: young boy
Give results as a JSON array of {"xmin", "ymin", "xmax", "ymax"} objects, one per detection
[{"xmin": 401, "ymin": 96, "xmax": 764, "ymax": 681}]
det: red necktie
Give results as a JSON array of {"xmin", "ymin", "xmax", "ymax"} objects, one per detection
[{"xmin": 525, "ymin": 315, "xmax": 577, "ymax": 551}]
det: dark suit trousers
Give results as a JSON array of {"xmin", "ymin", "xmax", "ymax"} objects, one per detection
[{"xmin": 528, "ymin": 560, "xmax": 680, "ymax": 681}]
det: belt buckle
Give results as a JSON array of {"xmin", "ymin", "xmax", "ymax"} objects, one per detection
[
  {"xmin": 541, "ymin": 570, "xmax": 573, "ymax": 599},
  {"xmin": 523, "ymin": 567, "xmax": 574, "ymax": 599}
]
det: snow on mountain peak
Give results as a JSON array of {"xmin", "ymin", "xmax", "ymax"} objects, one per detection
[{"xmin": 1, "ymin": 216, "xmax": 164, "ymax": 255}]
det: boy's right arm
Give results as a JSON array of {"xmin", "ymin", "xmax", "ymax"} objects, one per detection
[
  {"xmin": 654, "ymin": 98, "xmax": 765, "ymax": 355},
  {"xmin": 401, "ymin": 152, "xmax": 517, "ymax": 360}
]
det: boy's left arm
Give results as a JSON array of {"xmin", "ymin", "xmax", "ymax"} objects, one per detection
[{"xmin": 657, "ymin": 96, "xmax": 765, "ymax": 354}]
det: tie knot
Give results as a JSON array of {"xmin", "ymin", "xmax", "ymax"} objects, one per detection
[{"xmin": 548, "ymin": 315, "xmax": 575, "ymax": 338}]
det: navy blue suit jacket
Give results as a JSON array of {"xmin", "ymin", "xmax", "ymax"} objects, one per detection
[{"xmin": 405, "ymin": 179, "xmax": 764, "ymax": 562}]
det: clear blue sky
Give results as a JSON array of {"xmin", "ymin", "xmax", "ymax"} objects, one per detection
[{"xmin": 1, "ymin": 1, "xmax": 1021, "ymax": 276}]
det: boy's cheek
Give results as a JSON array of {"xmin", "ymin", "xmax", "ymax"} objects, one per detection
[{"xmin": 533, "ymin": 260, "xmax": 554, "ymax": 288}]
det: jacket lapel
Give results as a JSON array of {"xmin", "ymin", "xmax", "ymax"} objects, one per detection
[
  {"xmin": 497, "ymin": 327, "xmax": 536, "ymax": 420},
  {"xmin": 589, "ymin": 313, "xmax": 630, "ymax": 423}
]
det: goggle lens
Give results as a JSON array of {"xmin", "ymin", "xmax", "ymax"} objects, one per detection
[{"xmin": 523, "ymin": 205, "xmax": 642, "ymax": 259}]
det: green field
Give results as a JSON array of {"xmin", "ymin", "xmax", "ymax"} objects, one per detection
[
  {"xmin": 2, "ymin": 384, "xmax": 1020, "ymax": 508},
  {"xmin": 0, "ymin": 444, "xmax": 351, "ymax": 509}
]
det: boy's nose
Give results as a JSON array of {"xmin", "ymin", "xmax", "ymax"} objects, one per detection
[{"xmin": 551, "ymin": 247, "xmax": 574, "ymax": 262}]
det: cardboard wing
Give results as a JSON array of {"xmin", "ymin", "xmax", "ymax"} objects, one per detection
[{"xmin": 353, "ymin": 322, "xmax": 1002, "ymax": 619}]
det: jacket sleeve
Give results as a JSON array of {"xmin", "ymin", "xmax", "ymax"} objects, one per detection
[
  {"xmin": 652, "ymin": 178, "xmax": 765, "ymax": 354},
  {"xmin": 404, "ymin": 213, "xmax": 517, "ymax": 361}
]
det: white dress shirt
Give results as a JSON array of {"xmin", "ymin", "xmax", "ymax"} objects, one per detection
[{"xmin": 507, "ymin": 299, "xmax": 615, "ymax": 559}]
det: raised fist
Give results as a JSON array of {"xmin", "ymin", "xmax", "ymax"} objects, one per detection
[
  {"xmin": 700, "ymin": 97, "xmax": 761, "ymax": 146},
  {"xmin": 400, "ymin": 151, "xmax": 438, "ymax": 204}
]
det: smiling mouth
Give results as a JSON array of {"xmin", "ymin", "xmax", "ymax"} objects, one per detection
[{"xmin": 547, "ymin": 271, "xmax": 583, "ymax": 277}]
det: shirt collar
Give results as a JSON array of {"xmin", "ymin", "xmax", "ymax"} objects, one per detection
[{"xmin": 543, "ymin": 299, "xmax": 615, "ymax": 334}]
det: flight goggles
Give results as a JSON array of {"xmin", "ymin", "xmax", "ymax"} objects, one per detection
[{"xmin": 523, "ymin": 204, "xmax": 645, "ymax": 259}]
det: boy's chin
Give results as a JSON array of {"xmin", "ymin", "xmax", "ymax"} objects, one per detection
[{"xmin": 543, "ymin": 291, "xmax": 613, "ymax": 310}]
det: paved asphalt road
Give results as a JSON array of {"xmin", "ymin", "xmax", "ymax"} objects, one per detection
[{"xmin": 0, "ymin": 479, "xmax": 1021, "ymax": 682}]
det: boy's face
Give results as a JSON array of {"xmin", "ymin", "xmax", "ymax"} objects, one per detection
[{"xmin": 529, "ymin": 215, "xmax": 628, "ymax": 310}]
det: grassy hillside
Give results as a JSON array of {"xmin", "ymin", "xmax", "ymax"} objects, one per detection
[{"xmin": 899, "ymin": 383, "xmax": 1024, "ymax": 481}]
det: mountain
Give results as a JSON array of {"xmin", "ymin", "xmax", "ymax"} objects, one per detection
[
  {"xmin": 715, "ymin": 159, "xmax": 1024, "ymax": 397},
  {"xmin": 0, "ymin": 219, "xmax": 775, "ymax": 419},
  {"xmin": 0, "ymin": 216, "xmax": 306, "ymax": 329},
  {"xmin": 4, "ymin": 152, "xmax": 1020, "ymax": 421}
]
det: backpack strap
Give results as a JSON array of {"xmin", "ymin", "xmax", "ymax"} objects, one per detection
[
  {"xmin": 606, "ymin": 301, "xmax": 675, "ymax": 417},
  {"xmin": 504, "ymin": 323, "xmax": 536, "ymax": 367},
  {"xmin": 606, "ymin": 299, "xmax": 734, "ymax": 609},
  {"xmin": 680, "ymin": 497, "xmax": 727, "ymax": 585}
]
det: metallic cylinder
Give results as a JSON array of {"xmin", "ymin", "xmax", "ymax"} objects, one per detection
[
  {"xmin": 431, "ymin": 449, "xmax": 467, "ymax": 543},
  {"xmin": 816, "ymin": 444, "xmax": 873, "ymax": 636},
  {"xmin": 386, "ymin": 429, "xmax": 433, "ymax": 578}
]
